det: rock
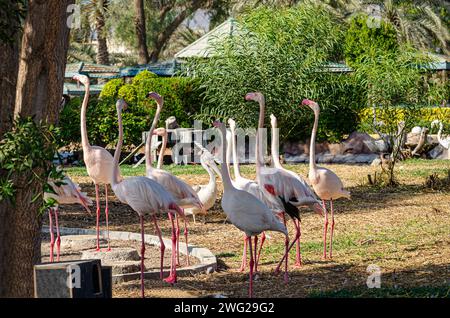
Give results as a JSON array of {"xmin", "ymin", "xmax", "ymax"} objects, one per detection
[
  {"xmin": 364, "ymin": 139, "xmax": 388, "ymax": 153},
  {"xmin": 328, "ymin": 143, "xmax": 345, "ymax": 155},
  {"xmin": 60, "ymin": 235, "xmax": 107, "ymax": 251},
  {"xmin": 109, "ymin": 261, "xmax": 141, "ymax": 275},
  {"xmin": 342, "ymin": 132, "xmax": 377, "ymax": 154},
  {"xmin": 428, "ymin": 144, "xmax": 449, "ymax": 159},
  {"xmin": 81, "ymin": 248, "xmax": 140, "ymax": 262}
]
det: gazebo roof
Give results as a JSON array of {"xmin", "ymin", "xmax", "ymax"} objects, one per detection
[{"xmin": 175, "ymin": 18, "xmax": 240, "ymax": 59}]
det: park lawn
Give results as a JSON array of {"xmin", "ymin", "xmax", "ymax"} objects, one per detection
[{"xmin": 61, "ymin": 159, "xmax": 450, "ymax": 298}]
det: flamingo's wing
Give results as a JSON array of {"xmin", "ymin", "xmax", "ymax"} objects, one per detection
[{"xmin": 149, "ymin": 169, "xmax": 203, "ymax": 209}]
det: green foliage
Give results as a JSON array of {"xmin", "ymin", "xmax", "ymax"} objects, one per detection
[
  {"xmin": 0, "ymin": 117, "xmax": 64, "ymax": 212},
  {"xmin": 344, "ymin": 14, "xmax": 398, "ymax": 67},
  {"xmin": 132, "ymin": 70, "xmax": 158, "ymax": 86},
  {"xmin": 188, "ymin": 3, "xmax": 364, "ymax": 142},
  {"xmin": 99, "ymin": 78, "xmax": 124, "ymax": 100},
  {"xmin": 59, "ymin": 76, "xmax": 202, "ymax": 147}
]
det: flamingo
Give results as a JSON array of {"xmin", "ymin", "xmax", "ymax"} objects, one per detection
[
  {"xmin": 145, "ymin": 92, "xmax": 203, "ymax": 266},
  {"xmin": 74, "ymin": 74, "xmax": 119, "ymax": 251},
  {"xmin": 45, "ymin": 175, "xmax": 92, "ymax": 262},
  {"xmin": 111, "ymin": 99, "xmax": 185, "ymax": 297},
  {"xmin": 213, "ymin": 120, "xmax": 289, "ymax": 298},
  {"xmin": 431, "ymin": 120, "xmax": 450, "ymax": 150},
  {"xmin": 302, "ymin": 99, "xmax": 351, "ymax": 259},
  {"xmin": 185, "ymin": 146, "xmax": 222, "ymax": 223},
  {"xmin": 245, "ymin": 92, "xmax": 323, "ymax": 273},
  {"xmin": 227, "ymin": 118, "xmax": 284, "ymax": 272}
]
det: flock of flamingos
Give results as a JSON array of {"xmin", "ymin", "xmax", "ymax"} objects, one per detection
[{"xmin": 45, "ymin": 74, "xmax": 350, "ymax": 298}]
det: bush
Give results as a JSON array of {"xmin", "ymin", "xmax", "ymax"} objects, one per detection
[
  {"xmin": 187, "ymin": 3, "xmax": 364, "ymax": 142},
  {"xmin": 59, "ymin": 76, "xmax": 202, "ymax": 148}
]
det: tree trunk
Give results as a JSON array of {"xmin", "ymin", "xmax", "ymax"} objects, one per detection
[
  {"xmin": 0, "ymin": 0, "xmax": 21, "ymax": 138},
  {"xmin": 0, "ymin": 0, "xmax": 74, "ymax": 298},
  {"xmin": 149, "ymin": 0, "xmax": 207, "ymax": 63},
  {"xmin": 134, "ymin": 0, "xmax": 149, "ymax": 64},
  {"xmin": 14, "ymin": 0, "xmax": 74, "ymax": 125},
  {"xmin": 96, "ymin": 0, "xmax": 110, "ymax": 65}
]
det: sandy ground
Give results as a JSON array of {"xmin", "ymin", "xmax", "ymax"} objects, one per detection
[{"xmin": 52, "ymin": 161, "xmax": 450, "ymax": 298}]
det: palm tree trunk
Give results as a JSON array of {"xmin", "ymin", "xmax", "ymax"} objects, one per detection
[
  {"xmin": 134, "ymin": 0, "xmax": 149, "ymax": 64},
  {"xmin": 96, "ymin": 0, "xmax": 110, "ymax": 65}
]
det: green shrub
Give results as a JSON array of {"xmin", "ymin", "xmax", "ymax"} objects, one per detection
[
  {"xmin": 344, "ymin": 14, "xmax": 398, "ymax": 67},
  {"xmin": 132, "ymin": 70, "xmax": 158, "ymax": 86},
  {"xmin": 59, "ymin": 76, "xmax": 202, "ymax": 147}
]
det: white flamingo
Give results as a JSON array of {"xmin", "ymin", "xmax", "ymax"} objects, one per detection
[
  {"xmin": 45, "ymin": 175, "xmax": 92, "ymax": 262},
  {"xmin": 110, "ymin": 99, "xmax": 185, "ymax": 297},
  {"xmin": 302, "ymin": 99, "xmax": 351, "ymax": 259},
  {"xmin": 245, "ymin": 92, "xmax": 323, "ymax": 273},
  {"xmin": 74, "ymin": 74, "xmax": 119, "ymax": 251},
  {"xmin": 213, "ymin": 120, "xmax": 289, "ymax": 298},
  {"xmin": 431, "ymin": 120, "xmax": 450, "ymax": 150},
  {"xmin": 226, "ymin": 118, "xmax": 284, "ymax": 272},
  {"xmin": 185, "ymin": 145, "xmax": 222, "ymax": 223},
  {"xmin": 145, "ymin": 92, "xmax": 203, "ymax": 266}
]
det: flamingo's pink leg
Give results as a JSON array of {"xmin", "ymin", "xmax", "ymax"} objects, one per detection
[
  {"xmin": 105, "ymin": 185, "xmax": 111, "ymax": 251},
  {"xmin": 153, "ymin": 216, "xmax": 165, "ymax": 280},
  {"xmin": 239, "ymin": 236, "xmax": 248, "ymax": 272},
  {"xmin": 322, "ymin": 200, "xmax": 328, "ymax": 260},
  {"xmin": 294, "ymin": 219, "xmax": 302, "ymax": 267},
  {"xmin": 183, "ymin": 214, "xmax": 190, "ymax": 266},
  {"xmin": 175, "ymin": 215, "xmax": 180, "ymax": 266},
  {"xmin": 284, "ymin": 234, "xmax": 289, "ymax": 284},
  {"xmin": 55, "ymin": 208, "xmax": 61, "ymax": 262},
  {"xmin": 253, "ymin": 236, "xmax": 259, "ymax": 273},
  {"xmin": 274, "ymin": 221, "xmax": 300, "ymax": 276},
  {"xmin": 95, "ymin": 184, "xmax": 101, "ymax": 251},
  {"xmin": 164, "ymin": 213, "xmax": 177, "ymax": 284},
  {"xmin": 139, "ymin": 215, "xmax": 146, "ymax": 298},
  {"xmin": 248, "ymin": 235, "xmax": 254, "ymax": 298},
  {"xmin": 329, "ymin": 199, "xmax": 335, "ymax": 259},
  {"xmin": 256, "ymin": 232, "xmax": 266, "ymax": 269},
  {"xmin": 48, "ymin": 209, "xmax": 54, "ymax": 263}
]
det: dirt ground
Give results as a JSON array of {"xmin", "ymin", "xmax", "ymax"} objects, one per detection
[{"xmin": 54, "ymin": 160, "xmax": 450, "ymax": 298}]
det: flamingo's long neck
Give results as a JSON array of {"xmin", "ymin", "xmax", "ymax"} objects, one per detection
[
  {"xmin": 219, "ymin": 125, "xmax": 233, "ymax": 190},
  {"xmin": 145, "ymin": 102, "xmax": 162, "ymax": 172},
  {"xmin": 271, "ymin": 118, "xmax": 282, "ymax": 169},
  {"xmin": 157, "ymin": 130, "xmax": 167, "ymax": 170},
  {"xmin": 112, "ymin": 106, "xmax": 124, "ymax": 186},
  {"xmin": 230, "ymin": 126, "xmax": 242, "ymax": 179},
  {"xmin": 203, "ymin": 160, "xmax": 216, "ymax": 187},
  {"xmin": 309, "ymin": 108, "xmax": 319, "ymax": 173},
  {"xmin": 255, "ymin": 97, "xmax": 265, "ymax": 181},
  {"xmin": 80, "ymin": 82, "xmax": 91, "ymax": 149}
]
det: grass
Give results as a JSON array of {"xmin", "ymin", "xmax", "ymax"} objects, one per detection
[{"xmin": 62, "ymin": 158, "xmax": 450, "ymax": 298}]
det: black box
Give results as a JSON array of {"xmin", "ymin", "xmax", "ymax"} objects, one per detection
[{"xmin": 34, "ymin": 259, "xmax": 105, "ymax": 298}]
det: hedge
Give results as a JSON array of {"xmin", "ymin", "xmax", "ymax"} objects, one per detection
[{"xmin": 59, "ymin": 71, "xmax": 203, "ymax": 148}]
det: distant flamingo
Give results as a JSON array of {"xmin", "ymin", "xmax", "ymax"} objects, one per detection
[
  {"xmin": 431, "ymin": 120, "xmax": 450, "ymax": 150},
  {"xmin": 110, "ymin": 99, "xmax": 184, "ymax": 298},
  {"xmin": 227, "ymin": 118, "xmax": 284, "ymax": 272},
  {"xmin": 45, "ymin": 175, "xmax": 92, "ymax": 262},
  {"xmin": 146, "ymin": 92, "xmax": 203, "ymax": 266},
  {"xmin": 213, "ymin": 120, "xmax": 289, "ymax": 298},
  {"xmin": 185, "ymin": 146, "xmax": 222, "ymax": 223},
  {"xmin": 74, "ymin": 74, "xmax": 119, "ymax": 251},
  {"xmin": 245, "ymin": 92, "xmax": 323, "ymax": 273},
  {"xmin": 302, "ymin": 99, "xmax": 351, "ymax": 259}
]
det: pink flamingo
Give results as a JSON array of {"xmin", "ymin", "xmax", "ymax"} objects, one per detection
[
  {"xmin": 111, "ymin": 99, "xmax": 184, "ymax": 297},
  {"xmin": 74, "ymin": 74, "xmax": 119, "ymax": 251},
  {"xmin": 214, "ymin": 120, "xmax": 289, "ymax": 298},
  {"xmin": 245, "ymin": 92, "xmax": 323, "ymax": 274},
  {"xmin": 145, "ymin": 92, "xmax": 203, "ymax": 267},
  {"xmin": 226, "ymin": 118, "xmax": 284, "ymax": 273},
  {"xmin": 45, "ymin": 175, "xmax": 92, "ymax": 262},
  {"xmin": 302, "ymin": 99, "xmax": 351, "ymax": 259}
]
